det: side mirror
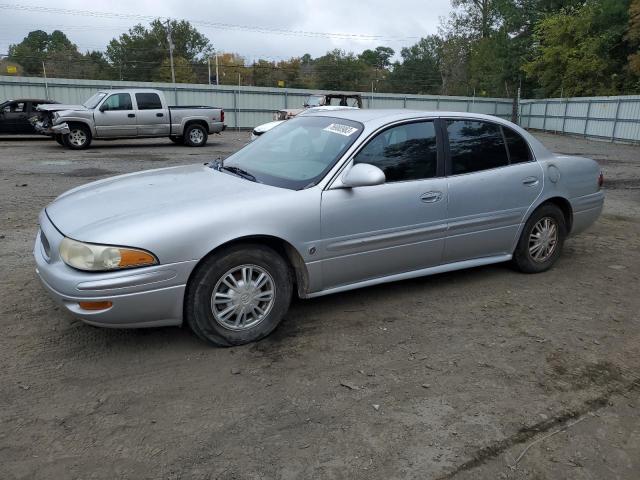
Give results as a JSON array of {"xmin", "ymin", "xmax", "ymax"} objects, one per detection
[
  {"xmin": 99, "ymin": 104, "xmax": 107, "ymax": 112},
  {"xmin": 341, "ymin": 163, "xmax": 385, "ymax": 188}
]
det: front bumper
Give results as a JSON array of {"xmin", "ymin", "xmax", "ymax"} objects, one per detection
[
  {"xmin": 51, "ymin": 122, "xmax": 70, "ymax": 135},
  {"xmin": 34, "ymin": 211, "xmax": 197, "ymax": 328}
]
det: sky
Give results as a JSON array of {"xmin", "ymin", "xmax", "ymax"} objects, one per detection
[{"xmin": 0, "ymin": 0, "xmax": 454, "ymax": 62}]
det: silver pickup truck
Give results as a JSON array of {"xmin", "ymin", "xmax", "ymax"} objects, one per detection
[{"xmin": 34, "ymin": 88, "xmax": 225, "ymax": 149}]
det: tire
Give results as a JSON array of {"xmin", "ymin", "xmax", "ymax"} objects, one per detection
[
  {"xmin": 54, "ymin": 134, "xmax": 64, "ymax": 146},
  {"xmin": 185, "ymin": 244, "xmax": 293, "ymax": 346},
  {"xmin": 183, "ymin": 123, "xmax": 208, "ymax": 147},
  {"xmin": 169, "ymin": 136, "xmax": 184, "ymax": 144},
  {"xmin": 64, "ymin": 124, "xmax": 92, "ymax": 150},
  {"xmin": 513, "ymin": 203, "xmax": 567, "ymax": 273}
]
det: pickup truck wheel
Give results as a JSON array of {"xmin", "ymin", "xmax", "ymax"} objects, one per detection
[
  {"xmin": 513, "ymin": 204, "xmax": 567, "ymax": 273},
  {"xmin": 185, "ymin": 244, "xmax": 293, "ymax": 346},
  {"xmin": 184, "ymin": 124, "xmax": 208, "ymax": 147},
  {"xmin": 65, "ymin": 124, "xmax": 92, "ymax": 150},
  {"xmin": 169, "ymin": 136, "xmax": 184, "ymax": 144}
]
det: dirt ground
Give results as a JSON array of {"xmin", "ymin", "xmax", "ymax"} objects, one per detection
[{"xmin": 0, "ymin": 131, "xmax": 639, "ymax": 480}]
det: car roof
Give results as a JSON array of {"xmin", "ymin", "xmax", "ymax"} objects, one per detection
[
  {"xmin": 2, "ymin": 99, "xmax": 58, "ymax": 103},
  {"xmin": 307, "ymin": 108, "xmax": 507, "ymax": 124},
  {"xmin": 305, "ymin": 108, "xmax": 551, "ymax": 156}
]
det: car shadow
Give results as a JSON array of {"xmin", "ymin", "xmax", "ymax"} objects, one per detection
[{"xmin": 54, "ymin": 260, "xmax": 523, "ymax": 355}]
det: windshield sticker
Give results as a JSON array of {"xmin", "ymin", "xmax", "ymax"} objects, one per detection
[{"xmin": 323, "ymin": 123, "xmax": 358, "ymax": 136}]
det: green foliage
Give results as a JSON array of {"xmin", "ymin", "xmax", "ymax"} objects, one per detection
[
  {"xmin": 105, "ymin": 19, "xmax": 212, "ymax": 82},
  {"xmin": 523, "ymin": 0, "xmax": 632, "ymax": 96}
]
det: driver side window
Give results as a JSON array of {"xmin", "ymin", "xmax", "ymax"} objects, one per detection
[
  {"xmin": 354, "ymin": 121, "xmax": 438, "ymax": 182},
  {"xmin": 102, "ymin": 94, "xmax": 132, "ymax": 111}
]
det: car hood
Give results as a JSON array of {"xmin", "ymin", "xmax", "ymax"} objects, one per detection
[
  {"xmin": 37, "ymin": 103, "xmax": 87, "ymax": 112},
  {"xmin": 46, "ymin": 164, "xmax": 281, "ymax": 241}
]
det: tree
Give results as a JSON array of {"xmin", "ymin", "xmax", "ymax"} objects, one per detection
[
  {"xmin": 313, "ymin": 49, "xmax": 371, "ymax": 91},
  {"xmin": 387, "ymin": 37, "xmax": 442, "ymax": 94},
  {"xmin": 359, "ymin": 46, "xmax": 395, "ymax": 69},
  {"xmin": 523, "ymin": 0, "xmax": 632, "ymax": 97},
  {"xmin": 627, "ymin": 0, "xmax": 640, "ymax": 77},
  {"xmin": 106, "ymin": 19, "xmax": 212, "ymax": 82},
  {"xmin": 8, "ymin": 30, "xmax": 76, "ymax": 75}
]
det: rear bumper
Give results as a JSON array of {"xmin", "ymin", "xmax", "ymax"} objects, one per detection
[
  {"xmin": 34, "ymin": 210, "xmax": 196, "ymax": 328},
  {"xmin": 209, "ymin": 122, "xmax": 225, "ymax": 134},
  {"xmin": 570, "ymin": 191, "xmax": 604, "ymax": 235}
]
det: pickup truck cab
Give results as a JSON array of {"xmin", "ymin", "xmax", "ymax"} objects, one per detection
[{"xmin": 35, "ymin": 89, "xmax": 225, "ymax": 149}]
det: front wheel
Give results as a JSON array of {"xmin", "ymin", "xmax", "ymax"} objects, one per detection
[
  {"xmin": 513, "ymin": 204, "xmax": 567, "ymax": 273},
  {"xmin": 183, "ymin": 124, "xmax": 208, "ymax": 147},
  {"xmin": 64, "ymin": 124, "xmax": 92, "ymax": 150},
  {"xmin": 185, "ymin": 244, "xmax": 293, "ymax": 346}
]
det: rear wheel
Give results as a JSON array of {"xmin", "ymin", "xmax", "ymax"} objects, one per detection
[
  {"xmin": 185, "ymin": 244, "xmax": 293, "ymax": 346},
  {"xmin": 513, "ymin": 203, "xmax": 567, "ymax": 273},
  {"xmin": 64, "ymin": 124, "xmax": 92, "ymax": 150},
  {"xmin": 183, "ymin": 124, "xmax": 208, "ymax": 147}
]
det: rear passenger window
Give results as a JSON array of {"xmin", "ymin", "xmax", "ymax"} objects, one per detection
[
  {"xmin": 136, "ymin": 93, "xmax": 162, "ymax": 110},
  {"xmin": 447, "ymin": 120, "xmax": 509, "ymax": 175},
  {"xmin": 503, "ymin": 127, "xmax": 532, "ymax": 164},
  {"xmin": 354, "ymin": 121, "xmax": 438, "ymax": 182}
]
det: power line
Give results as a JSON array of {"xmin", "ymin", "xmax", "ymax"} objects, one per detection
[{"xmin": 0, "ymin": 3, "xmax": 422, "ymax": 41}]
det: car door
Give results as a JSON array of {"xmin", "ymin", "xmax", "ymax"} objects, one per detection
[
  {"xmin": 134, "ymin": 92, "xmax": 170, "ymax": 136},
  {"xmin": 94, "ymin": 93, "xmax": 137, "ymax": 137},
  {"xmin": 443, "ymin": 119, "xmax": 543, "ymax": 263},
  {"xmin": 319, "ymin": 120, "xmax": 448, "ymax": 289},
  {"xmin": 2, "ymin": 101, "xmax": 27, "ymax": 134}
]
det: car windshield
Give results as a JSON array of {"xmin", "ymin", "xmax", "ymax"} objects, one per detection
[
  {"xmin": 223, "ymin": 116, "xmax": 363, "ymax": 190},
  {"xmin": 83, "ymin": 92, "xmax": 107, "ymax": 109},
  {"xmin": 305, "ymin": 95, "xmax": 324, "ymax": 107}
]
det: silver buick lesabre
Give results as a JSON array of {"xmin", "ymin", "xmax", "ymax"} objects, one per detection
[{"xmin": 34, "ymin": 110, "xmax": 604, "ymax": 346}]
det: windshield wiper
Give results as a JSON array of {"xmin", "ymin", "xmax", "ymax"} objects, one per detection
[{"xmin": 220, "ymin": 165, "xmax": 258, "ymax": 182}]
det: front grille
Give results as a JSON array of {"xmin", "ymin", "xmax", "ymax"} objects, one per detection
[{"xmin": 40, "ymin": 229, "xmax": 51, "ymax": 259}]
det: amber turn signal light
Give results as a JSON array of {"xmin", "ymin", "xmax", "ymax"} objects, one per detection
[
  {"xmin": 78, "ymin": 301, "xmax": 113, "ymax": 311},
  {"xmin": 118, "ymin": 249, "xmax": 157, "ymax": 268}
]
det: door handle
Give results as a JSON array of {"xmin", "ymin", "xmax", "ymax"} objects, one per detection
[
  {"xmin": 522, "ymin": 177, "xmax": 539, "ymax": 187},
  {"xmin": 420, "ymin": 191, "xmax": 443, "ymax": 203},
  {"xmin": 128, "ymin": 113, "xmax": 136, "ymax": 118},
  {"xmin": 156, "ymin": 113, "xmax": 164, "ymax": 117}
]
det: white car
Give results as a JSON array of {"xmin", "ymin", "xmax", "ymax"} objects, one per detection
[{"xmin": 251, "ymin": 106, "xmax": 358, "ymax": 141}]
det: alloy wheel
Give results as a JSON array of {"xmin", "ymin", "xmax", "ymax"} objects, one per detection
[{"xmin": 210, "ymin": 264, "xmax": 276, "ymax": 331}]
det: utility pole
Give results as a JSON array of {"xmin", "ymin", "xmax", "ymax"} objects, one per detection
[
  {"xmin": 42, "ymin": 60, "xmax": 49, "ymax": 99},
  {"xmin": 215, "ymin": 51, "xmax": 219, "ymax": 86},
  {"xmin": 208, "ymin": 57, "xmax": 211, "ymax": 85},
  {"xmin": 165, "ymin": 19, "xmax": 177, "ymax": 102}
]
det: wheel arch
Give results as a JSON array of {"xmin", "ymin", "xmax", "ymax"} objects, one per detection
[
  {"xmin": 183, "ymin": 119, "xmax": 209, "ymax": 135},
  {"xmin": 66, "ymin": 120, "xmax": 94, "ymax": 136},
  {"xmin": 538, "ymin": 196, "xmax": 573, "ymax": 233},
  {"xmin": 185, "ymin": 235, "xmax": 310, "ymax": 300}
]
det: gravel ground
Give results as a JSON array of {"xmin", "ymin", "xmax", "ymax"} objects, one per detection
[{"xmin": 0, "ymin": 131, "xmax": 639, "ymax": 480}]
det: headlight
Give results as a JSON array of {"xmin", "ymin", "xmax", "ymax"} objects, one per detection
[{"xmin": 59, "ymin": 238, "xmax": 158, "ymax": 271}]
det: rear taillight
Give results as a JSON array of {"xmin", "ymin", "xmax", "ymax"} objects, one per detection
[
  {"xmin": 598, "ymin": 171, "xmax": 604, "ymax": 189},
  {"xmin": 220, "ymin": 110, "xmax": 225, "ymax": 123}
]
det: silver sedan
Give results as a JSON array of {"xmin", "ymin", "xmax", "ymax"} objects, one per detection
[{"xmin": 34, "ymin": 110, "xmax": 604, "ymax": 346}]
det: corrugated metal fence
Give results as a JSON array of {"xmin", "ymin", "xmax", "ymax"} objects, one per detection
[
  {"xmin": 5, "ymin": 75, "xmax": 639, "ymax": 143},
  {"xmin": 520, "ymin": 96, "xmax": 640, "ymax": 144},
  {"xmin": 0, "ymin": 75, "xmax": 513, "ymax": 129}
]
